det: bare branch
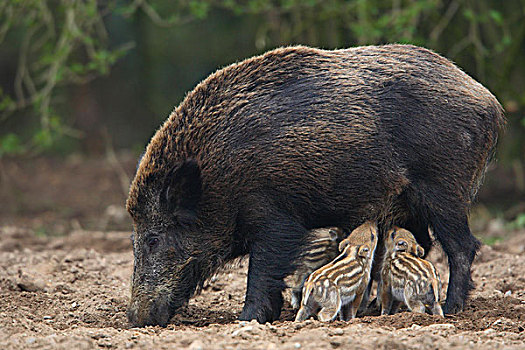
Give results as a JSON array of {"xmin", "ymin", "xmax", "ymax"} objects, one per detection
[{"xmin": 430, "ymin": 0, "xmax": 460, "ymax": 42}]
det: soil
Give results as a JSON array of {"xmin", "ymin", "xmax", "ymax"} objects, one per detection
[{"xmin": 0, "ymin": 156, "xmax": 524, "ymax": 349}]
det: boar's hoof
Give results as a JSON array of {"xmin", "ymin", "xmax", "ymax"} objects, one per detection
[
  {"xmin": 239, "ymin": 297, "xmax": 282, "ymax": 324},
  {"xmin": 443, "ymin": 299, "xmax": 464, "ymax": 315}
]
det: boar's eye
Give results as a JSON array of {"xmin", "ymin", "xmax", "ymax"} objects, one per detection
[
  {"xmin": 147, "ymin": 235, "xmax": 160, "ymax": 249},
  {"xmin": 397, "ymin": 240, "xmax": 407, "ymax": 247}
]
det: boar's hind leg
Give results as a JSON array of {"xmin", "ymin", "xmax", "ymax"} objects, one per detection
[
  {"xmin": 239, "ymin": 216, "xmax": 306, "ymax": 323},
  {"xmin": 430, "ymin": 213, "xmax": 480, "ymax": 314}
]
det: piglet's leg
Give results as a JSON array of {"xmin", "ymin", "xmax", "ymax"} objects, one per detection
[
  {"xmin": 380, "ymin": 281, "xmax": 393, "ymax": 316},
  {"xmin": 295, "ymin": 306, "xmax": 309, "ymax": 322},
  {"xmin": 357, "ymin": 280, "xmax": 373, "ymax": 315},
  {"xmin": 404, "ymin": 285, "xmax": 426, "ymax": 314},
  {"xmin": 346, "ymin": 291, "xmax": 365, "ymax": 320},
  {"xmin": 390, "ymin": 300, "xmax": 402, "ymax": 315},
  {"xmin": 432, "ymin": 302, "xmax": 444, "ymax": 317},
  {"xmin": 318, "ymin": 292, "xmax": 340, "ymax": 322}
]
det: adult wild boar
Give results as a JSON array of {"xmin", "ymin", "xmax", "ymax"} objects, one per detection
[{"xmin": 126, "ymin": 45, "xmax": 504, "ymax": 327}]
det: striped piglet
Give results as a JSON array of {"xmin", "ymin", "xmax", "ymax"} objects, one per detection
[
  {"xmin": 295, "ymin": 222, "xmax": 377, "ymax": 321},
  {"xmin": 290, "ymin": 227, "xmax": 346, "ymax": 309},
  {"xmin": 379, "ymin": 227, "xmax": 444, "ymax": 316}
]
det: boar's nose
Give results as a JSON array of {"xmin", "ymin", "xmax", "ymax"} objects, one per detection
[{"xmin": 127, "ymin": 294, "xmax": 172, "ymax": 327}]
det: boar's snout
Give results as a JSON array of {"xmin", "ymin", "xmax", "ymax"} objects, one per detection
[
  {"xmin": 127, "ymin": 256, "xmax": 201, "ymax": 327},
  {"xmin": 127, "ymin": 293, "xmax": 174, "ymax": 327}
]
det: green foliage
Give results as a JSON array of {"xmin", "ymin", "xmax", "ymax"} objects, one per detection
[
  {"xmin": 507, "ymin": 213, "xmax": 525, "ymax": 230},
  {"xmin": 1, "ymin": 0, "xmax": 524, "ymax": 159},
  {"xmin": 480, "ymin": 236, "xmax": 503, "ymax": 246},
  {"xmin": 0, "ymin": 0, "xmax": 133, "ymax": 156},
  {"xmin": 0, "ymin": 133, "xmax": 25, "ymax": 157}
]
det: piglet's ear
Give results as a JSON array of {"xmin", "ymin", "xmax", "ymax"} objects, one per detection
[
  {"xmin": 162, "ymin": 159, "xmax": 202, "ymax": 227},
  {"xmin": 339, "ymin": 239, "xmax": 350, "ymax": 252},
  {"xmin": 328, "ymin": 228, "xmax": 339, "ymax": 241},
  {"xmin": 415, "ymin": 245, "xmax": 425, "ymax": 258},
  {"xmin": 390, "ymin": 228, "xmax": 397, "ymax": 240}
]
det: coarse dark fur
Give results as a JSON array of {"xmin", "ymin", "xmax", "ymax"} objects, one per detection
[{"xmin": 126, "ymin": 44, "xmax": 505, "ymax": 327}]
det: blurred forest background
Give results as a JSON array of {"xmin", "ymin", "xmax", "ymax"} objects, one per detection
[{"xmin": 0, "ymin": 0, "xmax": 524, "ymax": 233}]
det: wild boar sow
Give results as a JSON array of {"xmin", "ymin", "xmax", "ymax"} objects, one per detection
[{"xmin": 126, "ymin": 45, "xmax": 504, "ymax": 327}]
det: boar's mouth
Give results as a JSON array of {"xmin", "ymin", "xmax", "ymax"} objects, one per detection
[
  {"xmin": 127, "ymin": 293, "xmax": 174, "ymax": 327},
  {"xmin": 127, "ymin": 256, "xmax": 201, "ymax": 327}
]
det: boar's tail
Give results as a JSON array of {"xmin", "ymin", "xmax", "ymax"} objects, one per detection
[{"xmin": 469, "ymin": 97, "xmax": 506, "ymax": 203}]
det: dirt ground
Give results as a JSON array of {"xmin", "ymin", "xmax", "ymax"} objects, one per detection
[{"xmin": 0, "ymin": 156, "xmax": 524, "ymax": 349}]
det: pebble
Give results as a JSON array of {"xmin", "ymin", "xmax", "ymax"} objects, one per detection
[
  {"xmin": 188, "ymin": 339, "xmax": 204, "ymax": 350},
  {"xmin": 331, "ymin": 328, "xmax": 344, "ymax": 335},
  {"xmin": 43, "ymin": 316, "xmax": 53, "ymax": 320},
  {"xmin": 97, "ymin": 340, "xmax": 113, "ymax": 348},
  {"xmin": 422, "ymin": 323, "xmax": 455, "ymax": 331},
  {"xmin": 232, "ymin": 325, "xmax": 253, "ymax": 337},
  {"xmin": 17, "ymin": 277, "xmax": 47, "ymax": 292},
  {"xmin": 294, "ymin": 343, "xmax": 302, "ymax": 349},
  {"xmin": 504, "ymin": 290, "xmax": 512, "ymax": 297}
]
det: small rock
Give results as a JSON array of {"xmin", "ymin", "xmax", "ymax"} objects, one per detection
[
  {"xmin": 232, "ymin": 325, "xmax": 253, "ymax": 337},
  {"xmin": 410, "ymin": 324, "xmax": 422, "ymax": 330},
  {"xmin": 492, "ymin": 319, "xmax": 503, "ymax": 326},
  {"xmin": 330, "ymin": 339, "xmax": 342, "ymax": 348},
  {"xmin": 504, "ymin": 290, "xmax": 512, "ymax": 297},
  {"xmin": 423, "ymin": 323, "xmax": 455, "ymax": 331},
  {"xmin": 188, "ymin": 340, "xmax": 204, "ymax": 350},
  {"xmin": 98, "ymin": 340, "xmax": 113, "ymax": 348},
  {"xmin": 43, "ymin": 315, "xmax": 53, "ymax": 320},
  {"xmin": 17, "ymin": 277, "xmax": 46, "ymax": 292},
  {"xmin": 91, "ymin": 332, "xmax": 109, "ymax": 340},
  {"xmin": 294, "ymin": 343, "xmax": 302, "ymax": 349},
  {"xmin": 26, "ymin": 337, "xmax": 36, "ymax": 344},
  {"xmin": 331, "ymin": 328, "xmax": 344, "ymax": 336}
]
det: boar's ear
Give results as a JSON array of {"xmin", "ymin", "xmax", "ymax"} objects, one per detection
[{"xmin": 163, "ymin": 159, "xmax": 202, "ymax": 227}]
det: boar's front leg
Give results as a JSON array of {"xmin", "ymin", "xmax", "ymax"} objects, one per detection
[{"xmin": 239, "ymin": 213, "xmax": 306, "ymax": 323}]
